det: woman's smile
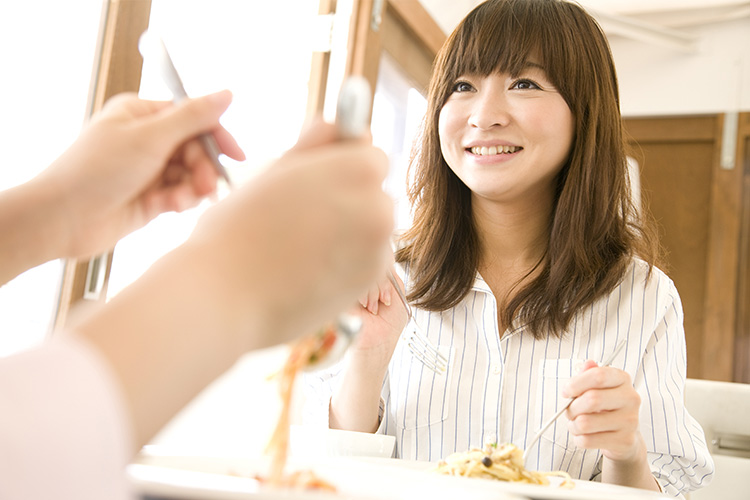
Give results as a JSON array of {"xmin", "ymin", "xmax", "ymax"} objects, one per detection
[
  {"xmin": 438, "ymin": 66, "xmax": 573, "ymax": 204},
  {"xmin": 467, "ymin": 145, "xmax": 523, "ymax": 156}
]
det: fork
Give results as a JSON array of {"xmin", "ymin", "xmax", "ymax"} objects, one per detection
[
  {"xmin": 138, "ymin": 31, "xmax": 232, "ymax": 187},
  {"xmin": 386, "ymin": 271, "xmax": 449, "ymax": 374},
  {"xmin": 522, "ymin": 339, "xmax": 628, "ymax": 463}
]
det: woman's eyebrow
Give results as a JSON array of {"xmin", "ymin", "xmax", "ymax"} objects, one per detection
[{"xmin": 522, "ymin": 61, "xmax": 546, "ymax": 71}]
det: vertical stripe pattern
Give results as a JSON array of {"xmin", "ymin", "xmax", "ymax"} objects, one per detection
[{"xmin": 303, "ymin": 259, "xmax": 714, "ymax": 497}]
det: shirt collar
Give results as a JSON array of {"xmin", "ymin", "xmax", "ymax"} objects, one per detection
[{"xmin": 471, "ymin": 271, "xmax": 493, "ymax": 294}]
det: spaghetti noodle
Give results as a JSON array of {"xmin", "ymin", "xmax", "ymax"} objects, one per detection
[
  {"xmin": 434, "ymin": 443, "xmax": 574, "ymax": 488},
  {"xmin": 263, "ymin": 325, "xmax": 339, "ymax": 490}
]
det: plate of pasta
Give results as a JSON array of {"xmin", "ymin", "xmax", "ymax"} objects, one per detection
[
  {"xmin": 129, "ymin": 452, "xmax": 669, "ymax": 500},
  {"xmin": 433, "ymin": 443, "xmax": 574, "ymax": 487},
  {"xmin": 129, "ymin": 329, "xmax": 665, "ymax": 500},
  {"xmin": 128, "ymin": 454, "xmax": 526, "ymax": 500},
  {"xmin": 428, "ymin": 443, "xmax": 669, "ymax": 499}
]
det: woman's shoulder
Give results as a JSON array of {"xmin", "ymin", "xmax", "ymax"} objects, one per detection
[{"xmin": 623, "ymin": 257, "xmax": 681, "ymax": 302}]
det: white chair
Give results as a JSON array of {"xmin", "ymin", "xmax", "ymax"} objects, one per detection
[{"xmin": 684, "ymin": 378, "xmax": 750, "ymax": 500}]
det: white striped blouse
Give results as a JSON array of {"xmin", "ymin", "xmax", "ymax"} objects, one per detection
[{"xmin": 303, "ymin": 258, "xmax": 714, "ymax": 497}]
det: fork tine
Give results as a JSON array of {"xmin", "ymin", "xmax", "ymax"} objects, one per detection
[
  {"xmin": 408, "ymin": 343, "xmax": 448, "ymax": 373},
  {"xmin": 411, "ymin": 324, "xmax": 449, "ymax": 365},
  {"xmin": 387, "ymin": 269, "xmax": 449, "ymax": 373},
  {"xmin": 406, "ymin": 327, "xmax": 449, "ymax": 373}
]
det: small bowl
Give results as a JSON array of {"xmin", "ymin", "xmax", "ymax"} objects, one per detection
[{"xmin": 289, "ymin": 425, "xmax": 396, "ymax": 459}]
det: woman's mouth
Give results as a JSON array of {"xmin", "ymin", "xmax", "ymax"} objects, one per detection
[{"xmin": 468, "ymin": 145, "xmax": 523, "ymax": 155}]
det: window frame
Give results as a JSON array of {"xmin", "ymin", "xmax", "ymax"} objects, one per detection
[{"xmin": 54, "ymin": 0, "xmax": 153, "ymax": 330}]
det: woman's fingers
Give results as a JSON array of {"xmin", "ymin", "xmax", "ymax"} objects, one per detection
[
  {"xmin": 562, "ymin": 364, "xmax": 627, "ymax": 399},
  {"xmin": 563, "ymin": 365, "xmax": 642, "ymax": 461},
  {"xmin": 359, "ymin": 283, "xmax": 381, "ymax": 314},
  {"xmin": 359, "ymin": 273, "xmax": 397, "ymax": 314},
  {"xmin": 567, "ymin": 380, "xmax": 640, "ymax": 414}
]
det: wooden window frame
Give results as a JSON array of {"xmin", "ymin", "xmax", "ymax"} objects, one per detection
[
  {"xmin": 344, "ymin": 0, "xmax": 445, "ymax": 111},
  {"xmin": 54, "ymin": 0, "xmax": 152, "ymax": 330}
]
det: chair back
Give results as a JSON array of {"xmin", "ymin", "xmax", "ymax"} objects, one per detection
[{"xmin": 684, "ymin": 378, "xmax": 750, "ymax": 500}]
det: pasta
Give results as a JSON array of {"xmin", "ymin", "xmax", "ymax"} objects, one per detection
[
  {"xmin": 434, "ymin": 443, "xmax": 574, "ymax": 488},
  {"xmin": 262, "ymin": 325, "xmax": 339, "ymax": 490}
]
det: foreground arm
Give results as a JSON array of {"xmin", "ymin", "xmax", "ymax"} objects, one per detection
[
  {"xmin": 0, "ymin": 91, "xmax": 243, "ymax": 285},
  {"xmin": 73, "ymin": 120, "xmax": 394, "ymax": 448}
]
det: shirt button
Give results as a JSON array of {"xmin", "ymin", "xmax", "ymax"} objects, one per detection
[
  {"xmin": 491, "ymin": 364, "xmax": 502, "ymax": 375},
  {"xmin": 485, "ymin": 433, "xmax": 497, "ymax": 445},
  {"xmin": 574, "ymin": 361, "xmax": 585, "ymax": 373}
]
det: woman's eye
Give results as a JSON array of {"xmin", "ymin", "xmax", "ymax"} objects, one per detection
[
  {"xmin": 452, "ymin": 81, "xmax": 474, "ymax": 93},
  {"xmin": 512, "ymin": 79, "xmax": 541, "ymax": 90}
]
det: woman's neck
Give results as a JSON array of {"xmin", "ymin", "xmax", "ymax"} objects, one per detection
[
  {"xmin": 473, "ymin": 194, "xmax": 552, "ymax": 307},
  {"xmin": 474, "ymin": 195, "xmax": 551, "ymax": 266}
]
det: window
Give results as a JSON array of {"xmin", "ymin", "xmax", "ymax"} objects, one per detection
[
  {"xmin": 107, "ymin": 0, "xmax": 321, "ymax": 298},
  {"xmin": 371, "ymin": 52, "xmax": 427, "ymax": 232},
  {"xmin": 0, "ymin": 1, "xmax": 101, "ymax": 356}
]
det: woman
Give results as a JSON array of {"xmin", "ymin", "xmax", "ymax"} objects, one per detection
[{"xmin": 305, "ymin": 0, "xmax": 713, "ymax": 496}]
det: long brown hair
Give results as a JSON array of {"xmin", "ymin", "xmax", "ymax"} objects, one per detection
[{"xmin": 396, "ymin": 0, "xmax": 660, "ymax": 338}]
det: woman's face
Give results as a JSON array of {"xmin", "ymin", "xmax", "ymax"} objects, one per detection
[{"xmin": 438, "ymin": 63, "xmax": 574, "ymax": 206}]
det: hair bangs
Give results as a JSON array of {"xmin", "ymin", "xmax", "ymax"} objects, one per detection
[
  {"xmin": 443, "ymin": 1, "xmax": 543, "ymax": 89},
  {"xmin": 439, "ymin": 0, "xmax": 615, "ymax": 117}
]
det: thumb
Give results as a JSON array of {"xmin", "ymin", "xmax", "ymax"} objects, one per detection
[{"xmin": 150, "ymin": 90, "xmax": 234, "ymax": 147}]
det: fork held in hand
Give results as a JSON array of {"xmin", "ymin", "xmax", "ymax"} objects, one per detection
[
  {"xmin": 522, "ymin": 339, "xmax": 628, "ymax": 463},
  {"xmin": 386, "ymin": 271, "xmax": 449, "ymax": 374}
]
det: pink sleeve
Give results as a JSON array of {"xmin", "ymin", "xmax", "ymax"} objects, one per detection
[{"xmin": 0, "ymin": 336, "xmax": 135, "ymax": 500}]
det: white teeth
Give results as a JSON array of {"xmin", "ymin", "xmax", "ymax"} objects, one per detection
[{"xmin": 470, "ymin": 145, "xmax": 521, "ymax": 155}]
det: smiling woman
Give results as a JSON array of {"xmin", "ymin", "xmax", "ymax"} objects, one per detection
[{"xmin": 309, "ymin": 1, "xmax": 714, "ymax": 497}]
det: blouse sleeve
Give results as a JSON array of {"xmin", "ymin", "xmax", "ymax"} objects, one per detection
[
  {"xmin": 634, "ymin": 274, "xmax": 714, "ymax": 497},
  {"xmin": 301, "ymin": 360, "xmax": 343, "ymax": 428},
  {"xmin": 0, "ymin": 336, "xmax": 135, "ymax": 500},
  {"xmin": 302, "ymin": 360, "xmax": 391, "ymax": 435}
]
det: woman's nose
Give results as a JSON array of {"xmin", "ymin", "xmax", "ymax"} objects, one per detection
[{"xmin": 467, "ymin": 90, "xmax": 511, "ymax": 130}]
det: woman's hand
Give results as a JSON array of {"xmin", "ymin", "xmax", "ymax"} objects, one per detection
[
  {"xmin": 563, "ymin": 361, "xmax": 641, "ymax": 460},
  {"xmin": 41, "ymin": 91, "xmax": 245, "ymax": 259},
  {"xmin": 351, "ymin": 269, "xmax": 410, "ymax": 364},
  {"xmin": 73, "ymin": 116, "xmax": 393, "ymax": 447},
  {"xmin": 0, "ymin": 91, "xmax": 244, "ymax": 285},
  {"xmin": 563, "ymin": 362, "xmax": 659, "ymax": 491},
  {"xmin": 186, "ymin": 118, "xmax": 394, "ymax": 349},
  {"xmin": 329, "ymin": 268, "xmax": 409, "ymax": 433}
]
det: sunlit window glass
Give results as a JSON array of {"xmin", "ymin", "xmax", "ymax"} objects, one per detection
[
  {"xmin": 0, "ymin": 1, "xmax": 101, "ymax": 356},
  {"xmin": 107, "ymin": 0, "xmax": 319, "ymax": 298},
  {"xmin": 371, "ymin": 52, "xmax": 427, "ymax": 232}
]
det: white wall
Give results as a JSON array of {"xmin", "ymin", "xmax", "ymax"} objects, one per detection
[{"xmin": 611, "ymin": 17, "xmax": 750, "ymax": 117}]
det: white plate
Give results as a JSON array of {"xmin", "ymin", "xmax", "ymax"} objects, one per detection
[
  {"xmin": 128, "ymin": 454, "xmax": 669, "ymax": 500},
  {"xmin": 289, "ymin": 426, "xmax": 395, "ymax": 459},
  {"xmin": 128, "ymin": 456, "xmax": 665, "ymax": 500},
  {"xmin": 128, "ymin": 455, "xmax": 520, "ymax": 500}
]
